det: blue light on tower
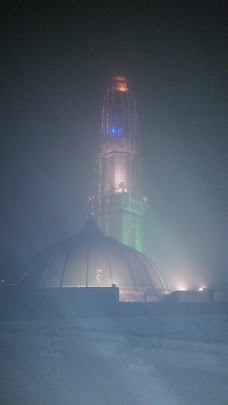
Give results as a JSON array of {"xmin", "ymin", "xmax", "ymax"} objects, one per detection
[{"xmin": 111, "ymin": 127, "xmax": 123, "ymax": 137}]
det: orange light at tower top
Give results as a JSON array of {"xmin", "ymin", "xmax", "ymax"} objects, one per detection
[{"xmin": 113, "ymin": 75, "xmax": 127, "ymax": 92}]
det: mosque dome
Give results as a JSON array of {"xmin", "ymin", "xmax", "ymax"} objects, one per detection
[{"xmin": 18, "ymin": 219, "xmax": 166, "ymax": 301}]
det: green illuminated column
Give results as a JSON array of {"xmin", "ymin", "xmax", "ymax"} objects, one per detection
[{"xmin": 120, "ymin": 194, "xmax": 145, "ymax": 253}]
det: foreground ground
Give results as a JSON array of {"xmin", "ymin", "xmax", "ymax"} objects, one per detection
[{"xmin": 1, "ymin": 314, "xmax": 228, "ymax": 404}]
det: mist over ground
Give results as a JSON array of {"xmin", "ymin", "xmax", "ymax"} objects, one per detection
[{"xmin": 1, "ymin": 315, "xmax": 228, "ymax": 404}]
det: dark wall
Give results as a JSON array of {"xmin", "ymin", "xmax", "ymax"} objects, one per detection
[{"xmin": 0, "ymin": 287, "xmax": 119, "ymax": 319}]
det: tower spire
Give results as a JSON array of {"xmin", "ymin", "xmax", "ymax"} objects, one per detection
[{"xmin": 113, "ymin": 75, "xmax": 127, "ymax": 92}]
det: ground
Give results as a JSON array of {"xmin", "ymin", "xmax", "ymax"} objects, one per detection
[{"xmin": 0, "ymin": 315, "xmax": 228, "ymax": 404}]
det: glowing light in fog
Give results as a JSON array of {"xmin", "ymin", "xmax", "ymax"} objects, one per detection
[
  {"xmin": 176, "ymin": 284, "xmax": 187, "ymax": 291},
  {"xmin": 198, "ymin": 286, "xmax": 206, "ymax": 291}
]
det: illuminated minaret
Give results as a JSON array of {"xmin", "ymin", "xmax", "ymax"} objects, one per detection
[{"xmin": 90, "ymin": 76, "xmax": 146, "ymax": 252}]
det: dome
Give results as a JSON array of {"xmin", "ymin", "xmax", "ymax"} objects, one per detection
[{"xmin": 19, "ymin": 219, "xmax": 166, "ymax": 300}]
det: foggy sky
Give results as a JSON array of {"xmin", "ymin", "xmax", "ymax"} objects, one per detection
[{"xmin": 0, "ymin": 2, "xmax": 227, "ymax": 288}]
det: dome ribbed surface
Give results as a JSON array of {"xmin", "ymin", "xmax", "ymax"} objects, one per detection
[{"xmin": 19, "ymin": 219, "xmax": 165, "ymax": 293}]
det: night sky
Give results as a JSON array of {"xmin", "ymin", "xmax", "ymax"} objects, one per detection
[{"xmin": 0, "ymin": 2, "xmax": 226, "ymax": 289}]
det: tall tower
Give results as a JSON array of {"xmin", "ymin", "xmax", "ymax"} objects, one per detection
[{"xmin": 90, "ymin": 76, "xmax": 145, "ymax": 252}]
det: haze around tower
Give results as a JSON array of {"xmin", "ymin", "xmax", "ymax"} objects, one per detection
[{"xmin": 0, "ymin": 2, "xmax": 226, "ymax": 290}]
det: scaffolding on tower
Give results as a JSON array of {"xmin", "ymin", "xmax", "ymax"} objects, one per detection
[{"xmin": 90, "ymin": 76, "xmax": 146, "ymax": 253}]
